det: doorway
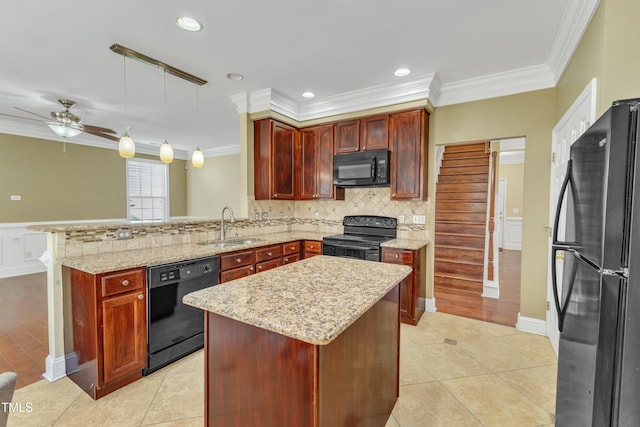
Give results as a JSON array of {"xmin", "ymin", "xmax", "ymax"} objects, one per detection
[{"xmin": 434, "ymin": 139, "xmax": 525, "ymax": 327}]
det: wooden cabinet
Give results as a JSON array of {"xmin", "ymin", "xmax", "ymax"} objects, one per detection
[
  {"xmin": 299, "ymin": 125, "xmax": 344, "ymax": 200},
  {"xmin": 63, "ymin": 266, "xmax": 147, "ymax": 399},
  {"xmin": 334, "ymin": 119, "xmax": 360, "ymax": 153},
  {"xmin": 389, "ymin": 109, "xmax": 428, "ymax": 200},
  {"xmin": 220, "ymin": 250, "xmax": 255, "ymax": 283},
  {"xmin": 303, "ymin": 240, "xmax": 322, "ymax": 258},
  {"xmin": 282, "ymin": 241, "xmax": 301, "ymax": 264},
  {"xmin": 335, "ymin": 115, "xmax": 389, "ymax": 153},
  {"xmin": 360, "ymin": 114, "xmax": 389, "ymax": 151},
  {"xmin": 382, "ymin": 246, "xmax": 425, "ymax": 325},
  {"xmin": 219, "ymin": 242, "xmax": 303, "ymax": 283},
  {"xmin": 255, "ymin": 244, "xmax": 283, "ymax": 273},
  {"xmin": 254, "ymin": 118, "xmax": 298, "ymax": 200}
]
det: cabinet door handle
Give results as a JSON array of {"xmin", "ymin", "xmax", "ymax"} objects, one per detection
[
  {"xmin": 236, "ymin": 258, "xmax": 242, "ymax": 263},
  {"xmin": 137, "ymin": 294, "xmax": 144, "ymax": 300},
  {"xmin": 250, "ymin": 267, "xmax": 254, "ymax": 271},
  {"xmin": 392, "ymin": 193, "xmax": 396, "ymax": 197},
  {"xmin": 310, "ymin": 245, "xmax": 314, "ymax": 249},
  {"xmin": 395, "ymin": 254, "xmax": 400, "ymax": 259},
  {"xmin": 258, "ymin": 265, "xmax": 263, "ymax": 270},
  {"xmin": 122, "ymin": 279, "xmax": 129, "ymax": 286},
  {"xmin": 267, "ymin": 252, "xmax": 272, "ymax": 256}
]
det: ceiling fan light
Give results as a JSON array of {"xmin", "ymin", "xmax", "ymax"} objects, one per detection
[
  {"xmin": 48, "ymin": 123, "xmax": 82, "ymax": 138},
  {"xmin": 192, "ymin": 147, "xmax": 204, "ymax": 168},
  {"xmin": 119, "ymin": 133, "xmax": 136, "ymax": 158},
  {"xmin": 160, "ymin": 140, "xmax": 174, "ymax": 163}
]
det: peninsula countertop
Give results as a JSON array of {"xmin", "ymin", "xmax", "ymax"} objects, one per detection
[{"xmin": 183, "ymin": 255, "xmax": 412, "ymax": 345}]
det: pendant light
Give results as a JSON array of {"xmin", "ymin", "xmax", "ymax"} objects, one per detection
[
  {"xmin": 159, "ymin": 71, "xmax": 174, "ymax": 163},
  {"xmin": 191, "ymin": 84, "xmax": 204, "ymax": 168},
  {"xmin": 119, "ymin": 55, "xmax": 136, "ymax": 158}
]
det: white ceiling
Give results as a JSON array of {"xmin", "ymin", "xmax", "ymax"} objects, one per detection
[{"xmin": 0, "ymin": 0, "xmax": 598, "ymax": 160}]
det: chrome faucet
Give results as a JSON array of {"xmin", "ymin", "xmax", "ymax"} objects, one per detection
[{"xmin": 220, "ymin": 206, "xmax": 236, "ymax": 240}]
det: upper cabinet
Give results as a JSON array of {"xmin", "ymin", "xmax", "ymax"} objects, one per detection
[
  {"xmin": 254, "ymin": 119, "xmax": 298, "ymax": 200},
  {"xmin": 299, "ymin": 125, "xmax": 345, "ymax": 200},
  {"xmin": 389, "ymin": 109, "xmax": 429, "ymax": 200},
  {"xmin": 254, "ymin": 108, "xmax": 428, "ymax": 202},
  {"xmin": 360, "ymin": 115, "xmax": 389, "ymax": 151},
  {"xmin": 334, "ymin": 116, "xmax": 389, "ymax": 153}
]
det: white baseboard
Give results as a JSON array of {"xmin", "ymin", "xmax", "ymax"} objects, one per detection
[
  {"xmin": 516, "ymin": 313, "xmax": 547, "ymax": 336},
  {"xmin": 482, "ymin": 280, "xmax": 500, "ymax": 299},
  {"xmin": 423, "ymin": 297, "xmax": 437, "ymax": 313},
  {"xmin": 43, "ymin": 355, "xmax": 66, "ymax": 382}
]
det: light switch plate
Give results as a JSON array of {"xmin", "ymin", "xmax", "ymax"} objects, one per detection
[
  {"xmin": 116, "ymin": 228, "xmax": 132, "ymax": 239},
  {"xmin": 10, "ymin": 195, "xmax": 21, "ymax": 201},
  {"xmin": 412, "ymin": 214, "xmax": 426, "ymax": 225}
]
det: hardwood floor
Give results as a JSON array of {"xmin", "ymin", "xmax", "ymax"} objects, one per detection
[
  {"xmin": 0, "ymin": 272, "xmax": 48, "ymax": 389},
  {"xmin": 434, "ymin": 249, "xmax": 521, "ymax": 327}
]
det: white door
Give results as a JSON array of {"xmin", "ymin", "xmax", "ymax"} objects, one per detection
[
  {"xmin": 497, "ymin": 178, "xmax": 506, "ymax": 249},
  {"xmin": 547, "ymin": 79, "xmax": 597, "ymax": 355}
]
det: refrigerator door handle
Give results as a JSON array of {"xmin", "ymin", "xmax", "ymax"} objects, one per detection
[
  {"xmin": 551, "ymin": 158, "xmax": 579, "ymax": 332},
  {"xmin": 553, "ymin": 159, "xmax": 573, "ymax": 246}
]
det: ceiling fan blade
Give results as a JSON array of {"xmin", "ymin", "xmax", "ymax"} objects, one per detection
[
  {"xmin": 14, "ymin": 106, "xmax": 50, "ymax": 120},
  {"xmin": 0, "ymin": 112, "xmax": 44, "ymax": 122},
  {"xmin": 83, "ymin": 128, "xmax": 120, "ymax": 142},
  {"xmin": 82, "ymin": 124, "xmax": 117, "ymax": 134}
]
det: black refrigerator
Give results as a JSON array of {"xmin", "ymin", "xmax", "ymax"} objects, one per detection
[{"xmin": 552, "ymin": 98, "xmax": 640, "ymax": 426}]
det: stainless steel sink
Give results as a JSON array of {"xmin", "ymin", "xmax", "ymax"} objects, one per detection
[{"xmin": 199, "ymin": 239, "xmax": 262, "ymax": 248}]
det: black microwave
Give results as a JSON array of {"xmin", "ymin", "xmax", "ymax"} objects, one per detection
[{"xmin": 333, "ymin": 149, "xmax": 390, "ymax": 187}]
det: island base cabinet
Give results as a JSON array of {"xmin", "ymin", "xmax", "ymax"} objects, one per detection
[{"xmin": 204, "ymin": 286, "xmax": 400, "ymax": 427}]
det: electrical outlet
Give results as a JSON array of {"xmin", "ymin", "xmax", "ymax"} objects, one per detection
[
  {"xmin": 398, "ymin": 215, "xmax": 405, "ymax": 224},
  {"xmin": 412, "ymin": 214, "xmax": 426, "ymax": 225},
  {"xmin": 116, "ymin": 228, "xmax": 132, "ymax": 239},
  {"xmin": 314, "ymin": 212, "xmax": 319, "ymax": 220}
]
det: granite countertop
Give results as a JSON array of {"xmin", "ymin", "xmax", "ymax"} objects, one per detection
[
  {"xmin": 183, "ymin": 255, "xmax": 412, "ymax": 345},
  {"xmin": 60, "ymin": 231, "xmax": 429, "ymax": 274},
  {"xmin": 382, "ymin": 238, "xmax": 430, "ymax": 250},
  {"xmin": 61, "ymin": 231, "xmax": 329, "ymax": 274}
]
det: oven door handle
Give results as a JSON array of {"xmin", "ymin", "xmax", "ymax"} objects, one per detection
[{"xmin": 324, "ymin": 242, "xmax": 377, "ymax": 251}]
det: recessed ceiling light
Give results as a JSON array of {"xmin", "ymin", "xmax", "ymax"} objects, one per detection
[
  {"xmin": 394, "ymin": 68, "xmax": 411, "ymax": 77},
  {"xmin": 176, "ymin": 16, "xmax": 202, "ymax": 32},
  {"xmin": 302, "ymin": 91, "xmax": 315, "ymax": 99},
  {"xmin": 226, "ymin": 73, "xmax": 244, "ymax": 81}
]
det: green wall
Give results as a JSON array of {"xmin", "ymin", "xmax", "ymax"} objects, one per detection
[{"xmin": 0, "ymin": 133, "xmax": 187, "ymax": 223}]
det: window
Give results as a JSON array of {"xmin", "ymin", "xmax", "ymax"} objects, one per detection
[{"xmin": 126, "ymin": 159, "xmax": 169, "ymax": 222}]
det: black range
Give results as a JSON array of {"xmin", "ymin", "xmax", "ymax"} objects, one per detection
[{"xmin": 322, "ymin": 215, "xmax": 397, "ymax": 262}]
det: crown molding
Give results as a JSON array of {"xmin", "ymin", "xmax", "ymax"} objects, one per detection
[
  {"xmin": 232, "ymin": 73, "xmax": 439, "ymax": 122},
  {"xmin": 0, "ymin": 122, "xmax": 193, "ymax": 160},
  {"xmin": 203, "ymin": 144, "xmax": 240, "ymax": 157},
  {"xmin": 547, "ymin": 0, "xmax": 601, "ymax": 84},
  {"xmin": 436, "ymin": 64, "xmax": 556, "ymax": 107}
]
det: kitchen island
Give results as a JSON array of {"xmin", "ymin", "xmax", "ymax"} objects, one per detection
[{"xmin": 183, "ymin": 255, "xmax": 412, "ymax": 427}]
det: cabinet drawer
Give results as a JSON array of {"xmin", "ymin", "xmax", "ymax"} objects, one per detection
[
  {"xmin": 382, "ymin": 248, "xmax": 414, "ymax": 264},
  {"xmin": 101, "ymin": 269, "xmax": 145, "ymax": 297},
  {"xmin": 220, "ymin": 266, "xmax": 254, "ymax": 283},
  {"xmin": 283, "ymin": 254, "xmax": 300, "ymax": 265},
  {"xmin": 304, "ymin": 240, "xmax": 322, "ymax": 254},
  {"xmin": 256, "ymin": 258, "xmax": 282, "ymax": 273},
  {"xmin": 255, "ymin": 245, "xmax": 282, "ymax": 263},
  {"xmin": 220, "ymin": 250, "xmax": 254, "ymax": 271},
  {"xmin": 282, "ymin": 241, "xmax": 301, "ymax": 255}
]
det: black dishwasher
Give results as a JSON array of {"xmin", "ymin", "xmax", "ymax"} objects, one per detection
[{"xmin": 144, "ymin": 256, "xmax": 219, "ymax": 375}]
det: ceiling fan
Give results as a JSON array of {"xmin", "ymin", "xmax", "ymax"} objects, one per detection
[{"xmin": 0, "ymin": 98, "xmax": 119, "ymax": 141}]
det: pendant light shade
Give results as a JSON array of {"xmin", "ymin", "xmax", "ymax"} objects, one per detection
[
  {"xmin": 119, "ymin": 133, "xmax": 136, "ymax": 158},
  {"xmin": 160, "ymin": 140, "xmax": 174, "ymax": 163},
  {"xmin": 192, "ymin": 147, "xmax": 204, "ymax": 168}
]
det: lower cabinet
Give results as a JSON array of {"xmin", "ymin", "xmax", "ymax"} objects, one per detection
[
  {"xmin": 381, "ymin": 246, "xmax": 425, "ymax": 325},
  {"xmin": 219, "ymin": 241, "xmax": 302, "ymax": 283},
  {"xmin": 303, "ymin": 240, "xmax": 322, "ymax": 259},
  {"xmin": 62, "ymin": 266, "xmax": 147, "ymax": 399}
]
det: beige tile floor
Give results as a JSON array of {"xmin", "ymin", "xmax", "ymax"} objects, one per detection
[{"xmin": 6, "ymin": 312, "xmax": 557, "ymax": 426}]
